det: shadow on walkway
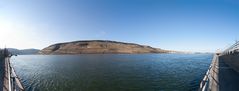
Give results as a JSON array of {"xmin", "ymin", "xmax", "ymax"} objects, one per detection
[
  {"xmin": 0, "ymin": 58, "xmax": 4, "ymax": 91},
  {"xmin": 218, "ymin": 56, "xmax": 239, "ymax": 91}
]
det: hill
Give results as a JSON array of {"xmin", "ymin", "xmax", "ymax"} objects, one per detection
[
  {"xmin": 7, "ymin": 48, "xmax": 40, "ymax": 55},
  {"xmin": 39, "ymin": 40, "xmax": 169, "ymax": 54}
]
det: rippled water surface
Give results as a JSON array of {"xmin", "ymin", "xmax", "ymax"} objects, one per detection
[{"xmin": 11, "ymin": 54, "xmax": 212, "ymax": 91}]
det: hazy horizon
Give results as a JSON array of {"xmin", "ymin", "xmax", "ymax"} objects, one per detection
[{"xmin": 1, "ymin": 0, "xmax": 239, "ymax": 52}]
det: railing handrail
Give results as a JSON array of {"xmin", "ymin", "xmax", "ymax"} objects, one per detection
[
  {"xmin": 1, "ymin": 48, "xmax": 24, "ymax": 91},
  {"xmin": 199, "ymin": 54, "xmax": 217, "ymax": 91},
  {"xmin": 6, "ymin": 57, "xmax": 24, "ymax": 91},
  {"xmin": 222, "ymin": 41, "xmax": 239, "ymax": 55}
]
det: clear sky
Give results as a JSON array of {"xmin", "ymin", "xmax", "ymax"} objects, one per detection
[{"xmin": 0, "ymin": 0, "xmax": 239, "ymax": 52}]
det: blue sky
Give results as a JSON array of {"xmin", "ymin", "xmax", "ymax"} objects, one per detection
[{"xmin": 0, "ymin": 0, "xmax": 239, "ymax": 52}]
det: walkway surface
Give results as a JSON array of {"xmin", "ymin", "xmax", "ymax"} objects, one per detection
[
  {"xmin": 0, "ymin": 58, "xmax": 3, "ymax": 91},
  {"xmin": 209, "ymin": 55, "xmax": 239, "ymax": 91},
  {"xmin": 2, "ymin": 58, "xmax": 10, "ymax": 91},
  {"xmin": 1, "ymin": 57, "xmax": 24, "ymax": 91}
]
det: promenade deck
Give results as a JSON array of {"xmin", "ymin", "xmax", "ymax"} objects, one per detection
[{"xmin": 200, "ymin": 55, "xmax": 239, "ymax": 91}]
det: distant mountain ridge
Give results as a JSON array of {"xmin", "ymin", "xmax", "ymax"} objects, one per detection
[
  {"xmin": 7, "ymin": 48, "xmax": 40, "ymax": 55},
  {"xmin": 39, "ymin": 40, "xmax": 169, "ymax": 54}
]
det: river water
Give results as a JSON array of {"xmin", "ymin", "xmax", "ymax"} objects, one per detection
[{"xmin": 11, "ymin": 54, "xmax": 212, "ymax": 91}]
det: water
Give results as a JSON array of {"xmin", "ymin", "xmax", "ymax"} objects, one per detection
[{"xmin": 11, "ymin": 54, "xmax": 212, "ymax": 91}]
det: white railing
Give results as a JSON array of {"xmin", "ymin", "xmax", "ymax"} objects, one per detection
[
  {"xmin": 6, "ymin": 57, "xmax": 24, "ymax": 91},
  {"xmin": 200, "ymin": 41, "xmax": 239, "ymax": 91},
  {"xmin": 198, "ymin": 55, "xmax": 217, "ymax": 91},
  {"xmin": 222, "ymin": 41, "xmax": 239, "ymax": 55},
  {"xmin": 4, "ymin": 57, "xmax": 24, "ymax": 91},
  {"xmin": 199, "ymin": 65, "xmax": 211, "ymax": 91},
  {"xmin": 199, "ymin": 55, "xmax": 218, "ymax": 91},
  {"xmin": 1, "ymin": 48, "xmax": 24, "ymax": 91}
]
